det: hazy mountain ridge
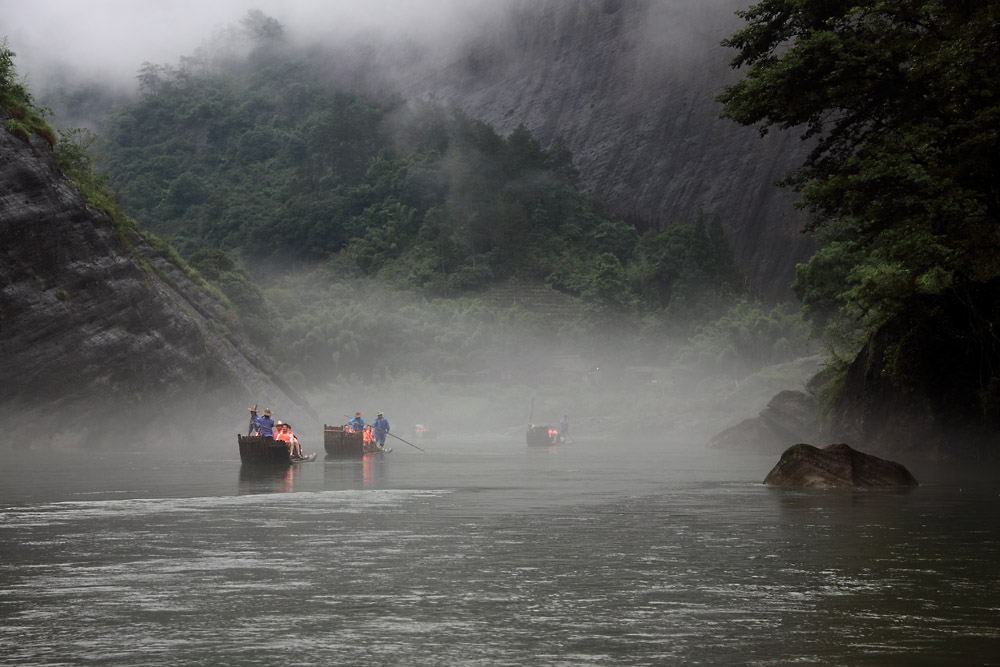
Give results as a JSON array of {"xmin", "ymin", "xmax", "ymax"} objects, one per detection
[{"xmin": 394, "ymin": 0, "xmax": 816, "ymax": 300}]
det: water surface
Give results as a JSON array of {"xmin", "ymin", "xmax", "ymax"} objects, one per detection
[{"xmin": 1, "ymin": 438, "xmax": 997, "ymax": 665}]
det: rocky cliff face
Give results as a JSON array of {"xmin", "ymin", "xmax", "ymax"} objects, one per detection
[
  {"xmin": 0, "ymin": 122, "xmax": 316, "ymax": 450},
  {"xmin": 396, "ymin": 0, "xmax": 815, "ymax": 299}
]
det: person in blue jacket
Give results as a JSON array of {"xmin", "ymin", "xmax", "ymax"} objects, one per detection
[
  {"xmin": 257, "ymin": 408, "xmax": 275, "ymax": 438},
  {"xmin": 371, "ymin": 411, "xmax": 390, "ymax": 449},
  {"xmin": 248, "ymin": 405, "xmax": 260, "ymax": 435},
  {"xmin": 348, "ymin": 411, "xmax": 365, "ymax": 432}
]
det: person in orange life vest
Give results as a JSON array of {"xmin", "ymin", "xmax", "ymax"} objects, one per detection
[
  {"xmin": 274, "ymin": 421, "xmax": 292, "ymax": 454},
  {"xmin": 362, "ymin": 424, "xmax": 375, "ymax": 450},
  {"xmin": 283, "ymin": 422, "xmax": 302, "ymax": 458},
  {"xmin": 257, "ymin": 408, "xmax": 275, "ymax": 438}
]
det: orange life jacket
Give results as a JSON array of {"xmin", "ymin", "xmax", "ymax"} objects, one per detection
[{"xmin": 275, "ymin": 430, "xmax": 291, "ymax": 443}]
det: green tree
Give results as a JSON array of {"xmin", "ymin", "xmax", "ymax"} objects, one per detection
[{"xmin": 718, "ymin": 1, "xmax": 1000, "ymax": 330}]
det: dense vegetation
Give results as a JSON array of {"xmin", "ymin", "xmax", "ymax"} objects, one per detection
[
  {"xmin": 720, "ymin": 1, "xmax": 1000, "ymax": 433},
  {"xmin": 2, "ymin": 14, "xmax": 815, "ymax": 402},
  {"xmin": 0, "ymin": 40, "xmax": 55, "ymax": 145},
  {"xmin": 53, "ymin": 15, "xmax": 809, "ymax": 386},
  {"xmin": 99, "ymin": 51, "xmax": 742, "ymax": 312}
]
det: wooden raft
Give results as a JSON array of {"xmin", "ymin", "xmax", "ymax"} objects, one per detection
[
  {"xmin": 238, "ymin": 434, "xmax": 294, "ymax": 464},
  {"xmin": 324, "ymin": 425, "xmax": 366, "ymax": 456},
  {"xmin": 526, "ymin": 425, "xmax": 556, "ymax": 446}
]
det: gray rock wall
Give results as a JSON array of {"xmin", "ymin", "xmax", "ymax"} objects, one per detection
[
  {"xmin": 403, "ymin": 0, "xmax": 816, "ymax": 300},
  {"xmin": 0, "ymin": 124, "xmax": 316, "ymax": 451}
]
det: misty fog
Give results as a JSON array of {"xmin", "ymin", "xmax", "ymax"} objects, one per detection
[{"xmin": 1, "ymin": 0, "xmax": 820, "ymax": 454}]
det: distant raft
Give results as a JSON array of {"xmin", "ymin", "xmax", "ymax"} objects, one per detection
[
  {"xmin": 237, "ymin": 434, "xmax": 316, "ymax": 464},
  {"xmin": 526, "ymin": 425, "xmax": 557, "ymax": 446}
]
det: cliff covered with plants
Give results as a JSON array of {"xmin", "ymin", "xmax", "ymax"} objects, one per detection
[
  {"xmin": 0, "ymin": 42, "xmax": 316, "ymax": 450},
  {"xmin": 720, "ymin": 1, "xmax": 1000, "ymax": 460}
]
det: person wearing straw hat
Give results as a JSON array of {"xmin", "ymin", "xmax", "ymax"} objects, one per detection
[
  {"xmin": 248, "ymin": 405, "xmax": 260, "ymax": 436},
  {"xmin": 257, "ymin": 408, "xmax": 275, "ymax": 438},
  {"xmin": 372, "ymin": 411, "xmax": 390, "ymax": 450}
]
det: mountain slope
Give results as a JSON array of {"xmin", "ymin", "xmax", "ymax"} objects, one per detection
[
  {"xmin": 394, "ymin": 0, "xmax": 814, "ymax": 299},
  {"xmin": 0, "ymin": 119, "xmax": 316, "ymax": 450}
]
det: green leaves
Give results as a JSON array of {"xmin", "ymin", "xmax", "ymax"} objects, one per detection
[{"xmin": 722, "ymin": 0, "xmax": 1000, "ymax": 333}]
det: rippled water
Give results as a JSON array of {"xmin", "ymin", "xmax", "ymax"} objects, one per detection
[{"xmin": 1, "ymin": 438, "xmax": 998, "ymax": 665}]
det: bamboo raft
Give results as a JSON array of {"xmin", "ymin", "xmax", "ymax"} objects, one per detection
[
  {"xmin": 238, "ymin": 434, "xmax": 315, "ymax": 464},
  {"xmin": 526, "ymin": 425, "xmax": 557, "ymax": 446},
  {"xmin": 324, "ymin": 425, "xmax": 387, "ymax": 456}
]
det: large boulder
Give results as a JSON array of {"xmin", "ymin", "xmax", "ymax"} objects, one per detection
[{"xmin": 763, "ymin": 443, "xmax": 919, "ymax": 488}]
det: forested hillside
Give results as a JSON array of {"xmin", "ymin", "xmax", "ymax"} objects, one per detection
[{"xmin": 63, "ymin": 20, "xmax": 809, "ymax": 389}]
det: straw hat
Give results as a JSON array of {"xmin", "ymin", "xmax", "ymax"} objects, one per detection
[
  {"xmin": 262, "ymin": 408, "xmax": 272, "ymax": 417},
  {"xmin": 248, "ymin": 404, "xmax": 258, "ymax": 412}
]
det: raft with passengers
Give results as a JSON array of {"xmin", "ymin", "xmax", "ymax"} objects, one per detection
[
  {"xmin": 239, "ymin": 406, "xmax": 317, "ymax": 465},
  {"xmin": 526, "ymin": 406, "xmax": 571, "ymax": 446},
  {"xmin": 325, "ymin": 411, "xmax": 394, "ymax": 456}
]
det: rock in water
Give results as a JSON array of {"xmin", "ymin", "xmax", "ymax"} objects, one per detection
[{"xmin": 763, "ymin": 443, "xmax": 918, "ymax": 488}]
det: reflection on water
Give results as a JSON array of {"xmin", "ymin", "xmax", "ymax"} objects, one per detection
[
  {"xmin": 238, "ymin": 464, "xmax": 299, "ymax": 494},
  {"xmin": 324, "ymin": 452, "xmax": 389, "ymax": 489}
]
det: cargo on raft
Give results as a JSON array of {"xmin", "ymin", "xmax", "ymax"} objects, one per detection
[
  {"xmin": 237, "ymin": 434, "xmax": 317, "ymax": 465},
  {"xmin": 324, "ymin": 425, "xmax": 392, "ymax": 456}
]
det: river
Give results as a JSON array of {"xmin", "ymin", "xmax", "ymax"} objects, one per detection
[{"xmin": 1, "ymin": 437, "xmax": 998, "ymax": 665}]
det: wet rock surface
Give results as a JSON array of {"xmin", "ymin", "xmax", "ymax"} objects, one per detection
[
  {"xmin": 708, "ymin": 390, "xmax": 821, "ymax": 455},
  {"xmin": 763, "ymin": 443, "xmax": 919, "ymax": 488}
]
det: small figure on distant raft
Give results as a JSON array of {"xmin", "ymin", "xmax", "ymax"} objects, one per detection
[
  {"xmin": 559, "ymin": 415, "xmax": 569, "ymax": 443},
  {"xmin": 348, "ymin": 411, "xmax": 365, "ymax": 432},
  {"xmin": 257, "ymin": 408, "xmax": 275, "ymax": 438},
  {"xmin": 372, "ymin": 411, "xmax": 390, "ymax": 450}
]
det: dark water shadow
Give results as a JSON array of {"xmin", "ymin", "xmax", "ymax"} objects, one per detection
[{"xmin": 238, "ymin": 463, "xmax": 298, "ymax": 494}]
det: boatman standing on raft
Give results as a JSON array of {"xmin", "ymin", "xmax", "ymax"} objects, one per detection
[
  {"xmin": 248, "ymin": 405, "xmax": 260, "ymax": 435},
  {"xmin": 257, "ymin": 408, "xmax": 275, "ymax": 438},
  {"xmin": 372, "ymin": 411, "xmax": 390, "ymax": 450}
]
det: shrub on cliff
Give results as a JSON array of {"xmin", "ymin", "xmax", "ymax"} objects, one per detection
[{"xmin": 0, "ymin": 39, "xmax": 55, "ymax": 146}]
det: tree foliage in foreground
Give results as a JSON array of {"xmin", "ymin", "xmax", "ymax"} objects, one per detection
[
  {"xmin": 720, "ymin": 1, "xmax": 1000, "ymax": 433},
  {"xmin": 720, "ymin": 0, "xmax": 1000, "ymax": 335}
]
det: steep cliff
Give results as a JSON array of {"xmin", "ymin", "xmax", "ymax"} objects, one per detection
[
  {"xmin": 399, "ymin": 0, "xmax": 815, "ymax": 299},
  {"xmin": 825, "ymin": 283, "xmax": 1000, "ymax": 463},
  {"xmin": 0, "ymin": 121, "xmax": 317, "ymax": 451}
]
